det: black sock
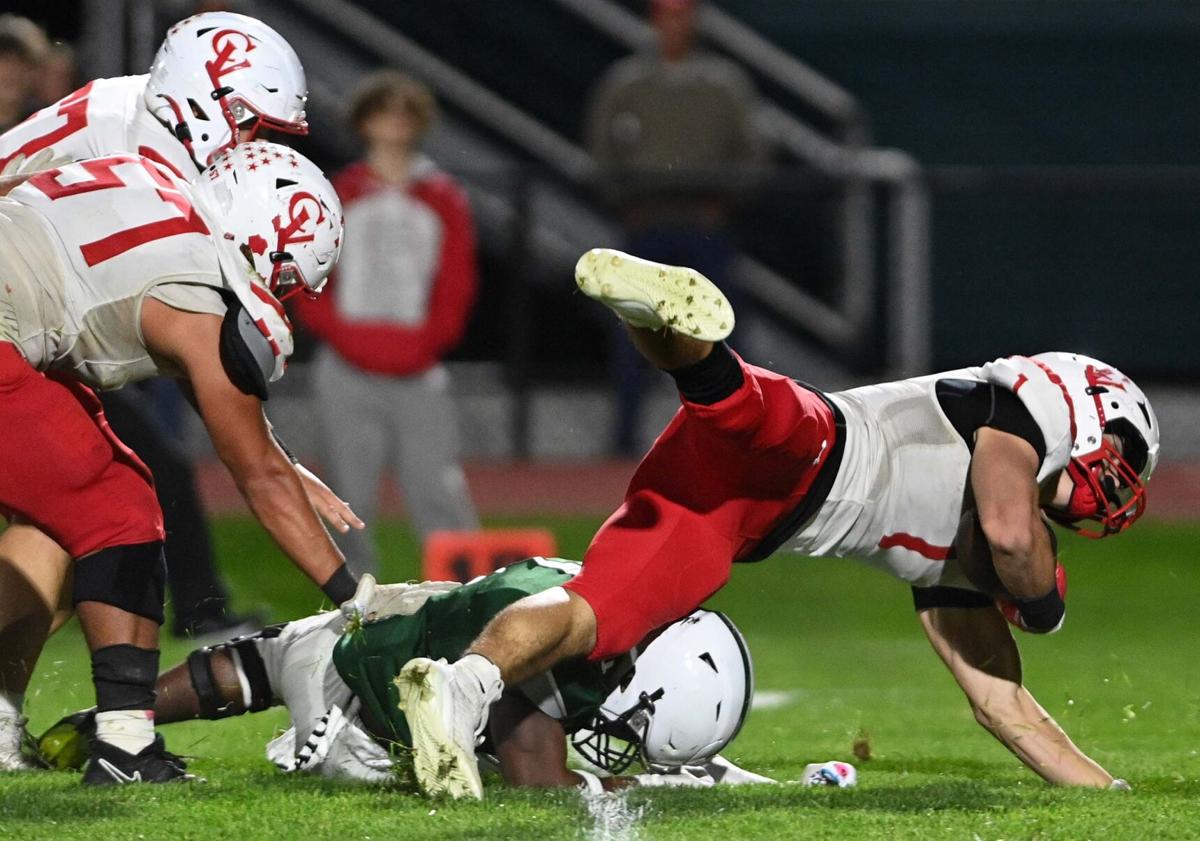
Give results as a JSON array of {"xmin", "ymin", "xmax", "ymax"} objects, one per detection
[
  {"xmin": 667, "ymin": 343, "xmax": 744, "ymax": 405},
  {"xmin": 92, "ymin": 645, "xmax": 159, "ymax": 712}
]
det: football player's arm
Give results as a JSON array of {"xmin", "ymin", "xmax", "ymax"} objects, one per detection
[
  {"xmin": 970, "ymin": 427, "xmax": 1058, "ymax": 601},
  {"xmin": 490, "ymin": 692, "xmax": 623, "ymax": 791},
  {"xmin": 0, "ymin": 173, "xmax": 33, "ymax": 196},
  {"xmin": 918, "ymin": 605, "xmax": 1114, "ymax": 787},
  {"xmin": 141, "ymin": 299, "xmax": 353, "ymax": 598}
]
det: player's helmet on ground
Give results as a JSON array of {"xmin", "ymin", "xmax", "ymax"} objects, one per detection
[
  {"xmin": 572, "ymin": 609, "xmax": 753, "ymax": 773},
  {"xmin": 144, "ymin": 12, "xmax": 308, "ymax": 169},
  {"xmin": 1034, "ymin": 351, "xmax": 1160, "ymax": 538},
  {"xmin": 192, "ymin": 141, "xmax": 342, "ymax": 385}
]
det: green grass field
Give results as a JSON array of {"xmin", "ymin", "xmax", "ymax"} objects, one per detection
[{"xmin": 2, "ymin": 517, "xmax": 1198, "ymax": 840}]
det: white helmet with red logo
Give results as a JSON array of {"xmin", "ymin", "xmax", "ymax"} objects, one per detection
[
  {"xmin": 1032, "ymin": 351, "xmax": 1160, "ymax": 538},
  {"xmin": 192, "ymin": 141, "xmax": 342, "ymax": 388},
  {"xmin": 144, "ymin": 12, "xmax": 308, "ymax": 169}
]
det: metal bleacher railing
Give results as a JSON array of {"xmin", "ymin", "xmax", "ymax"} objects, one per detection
[{"xmin": 280, "ymin": 0, "xmax": 934, "ymax": 380}]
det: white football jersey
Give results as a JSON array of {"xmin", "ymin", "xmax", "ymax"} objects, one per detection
[
  {"xmin": 0, "ymin": 75, "xmax": 194, "ymax": 179},
  {"xmin": 788, "ymin": 361, "xmax": 1074, "ymax": 589},
  {"xmin": 0, "ymin": 154, "xmax": 225, "ymax": 389}
]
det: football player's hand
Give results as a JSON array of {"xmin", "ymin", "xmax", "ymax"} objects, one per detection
[
  {"xmin": 0, "ymin": 147, "xmax": 64, "ymax": 177},
  {"xmin": 295, "ymin": 463, "xmax": 365, "ymax": 534},
  {"xmin": 632, "ymin": 766, "xmax": 716, "ymax": 788},
  {"xmin": 997, "ymin": 563, "xmax": 1068, "ymax": 634},
  {"xmin": 700, "ymin": 755, "xmax": 776, "ymax": 785}
]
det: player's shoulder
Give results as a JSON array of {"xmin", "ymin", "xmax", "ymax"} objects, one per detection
[{"xmin": 978, "ymin": 354, "xmax": 1075, "ymax": 476}]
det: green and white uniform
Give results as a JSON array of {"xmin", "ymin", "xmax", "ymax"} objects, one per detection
[{"xmin": 257, "ymin": 559, "xmax": 631, "ymax": 782}]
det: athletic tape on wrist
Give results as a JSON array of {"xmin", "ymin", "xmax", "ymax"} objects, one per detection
[
  {"xmin": 321, "ymin": 565, "xmax": 358, "ymax": 605},
  {"xmin": 1014, "ymin": 584, "xmax": 1066, "ymax": 633}
]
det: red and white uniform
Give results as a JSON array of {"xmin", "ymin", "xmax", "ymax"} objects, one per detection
[
  {"xmin": 565, "ymin": 353, "xmax": 1074, "ymax": 660},
  {"xmin": 0, "ymin": 76, "xmax": 194, "ymax": 180},
  {"xmin": 0, "ymin": 156, "xmax": 223, "ymax": 388},
  {"xmin": 0, "ymin": 154, "xmax": 225, "ymax": 558},
  {"xmin": 789, "ymin": 357, "xmax": 1072, "ymax": 589}
]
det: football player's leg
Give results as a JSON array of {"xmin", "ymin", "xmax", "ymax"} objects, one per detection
[
  {"xmin": 0, "ymin": 354, "xmax": 184, "ymax": 782},
  {"xmin": 564, "ymin": 489, "xmax": 740, "ymax": 660},
  {"xmin": 0, "ymin": 523, "xmax": 71, "ymax": 770}
]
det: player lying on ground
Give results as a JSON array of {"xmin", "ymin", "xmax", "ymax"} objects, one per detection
[
  {"xmin": 0, "ymin": 142, "xmax": 357, "ymax": 784},
  {"xmin": 0, "ymin": 13, "xmax": 362, "ymax": 780},
  {"xmin": 40, "ymin": 559, "xmax": 792, "ymax": 795},
  {"xmin": 400, "ymin": 248, "xmax": 1156, "ymax": 798}
]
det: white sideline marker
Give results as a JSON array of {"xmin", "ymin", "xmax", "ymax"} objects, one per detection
[{"xmin": 751, "ymin": 690, "xmax": 798, "ymax": 711}]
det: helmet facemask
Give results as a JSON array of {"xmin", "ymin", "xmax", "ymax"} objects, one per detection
[
  {"xmin": 1049, "ymin": 419, "xmax": 1150, "ymax": 539},
  {"xmin": 571, "ymin": 687, "xmax": 664, "ymax": 775}
]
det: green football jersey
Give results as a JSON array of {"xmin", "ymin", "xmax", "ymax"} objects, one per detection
[{"xmin": 332, "ymin": 558, "xmax": 631, "ymax": 746}]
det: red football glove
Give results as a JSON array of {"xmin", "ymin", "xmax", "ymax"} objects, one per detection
[{"xmin": 997, "ymin": 564, "xmax": 1068, "ymax": 634}]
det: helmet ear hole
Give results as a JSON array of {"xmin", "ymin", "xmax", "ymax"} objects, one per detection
[{"xmin": 187, "ymin": 98, "xmax": 210, "ymax": 120}]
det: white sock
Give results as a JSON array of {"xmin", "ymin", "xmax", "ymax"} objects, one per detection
[
  {"xmin": 95, "ymin": 710, "xmax": 155, "ymax": 755},
  {"xmin": 454, "ymin": 654, "xmax": 503, "ymax": 737},
  {"xmin": 456, "ymin": 653, "xmax": 503, "ymax": 696}
]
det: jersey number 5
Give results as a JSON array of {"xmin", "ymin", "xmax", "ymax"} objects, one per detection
[{"xmin": 28, "ymin": 155, "xmax": 210, "ymax": 267}]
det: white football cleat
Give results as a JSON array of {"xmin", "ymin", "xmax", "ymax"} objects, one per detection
[
  {"xmin": 574, "ymin": 248, "xmax": 734, "ymax": 341},
  {"xmin": 0, "ymin": 714, "xmax": 40, "ymax": 772},
  {"xmin": 396, "ymin": 657, "xmax": 498, "ymax": 800}
]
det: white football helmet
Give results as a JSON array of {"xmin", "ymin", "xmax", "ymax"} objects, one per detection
[
  {"xmin": 572, "ymin": 609, "xmax": 753, "ymax": 773},
  {"xmin": 1032, "ymin": 352, "xmax": 1160, "ymax": 537},
  {"xmin": 192, "ymin": 141, "xmax": 343, "ymax": 384},
  {"xmin": 144, "ymin": 12, "xmax": 308, "ymax": 169}
]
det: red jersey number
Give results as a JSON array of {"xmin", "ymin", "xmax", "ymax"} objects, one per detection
[
  {"xmin": 27, "ymin": 155, "xmax": 210, "ymax": 267},
  {"xmin": 0, "ymin": 81, "xmax": 94, "ymax": 172}
]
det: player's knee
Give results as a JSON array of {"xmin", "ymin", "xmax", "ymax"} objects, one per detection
[
  {"xmin": 72, "ymin": 541, "xmax": 166, "ymax": 625},
  {"xmin": 188, "ymin": 634, "xmax": 275, "ymax": 719}
]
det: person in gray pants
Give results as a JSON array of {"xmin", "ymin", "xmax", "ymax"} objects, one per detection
[{"xmin": 295, "ymin": 71, "xmax": 479, "ymax": 575}]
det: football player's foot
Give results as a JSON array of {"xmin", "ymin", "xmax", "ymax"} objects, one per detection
[
  {"xmin": 82, "ymin": 734, "xmax": 196, "ymax": 785},
  {"xmin": 575, "ymin": 248, "xmax": 734, "ymax": 341},
  {"xmin": 396, "ymin": 657, "xmax": 500, "ymax": 800},
  {"xmin": 37, "ymin": 708, "xmax": 96, "ymax": 771},
  {"xmin": 0, "ymin": 714, "xmax": 44, "ymax": 772}
]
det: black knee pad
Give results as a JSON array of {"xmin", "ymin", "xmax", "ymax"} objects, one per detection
[
  {"xmin": 73, "ymin": 541, "xmax": 166, "ymax": 624},
  {"xmin": 187, "ymin": 626, "xmax": 280, "ymax": 719}
]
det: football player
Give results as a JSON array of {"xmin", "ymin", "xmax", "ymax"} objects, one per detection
[
  {"xmin": 41, "ymin": 559, "xmax": 773, "ymax": 796},
  {"xmin": 0, "ymin": 9, "xmax": 361, "ymax": 647},
  {"xmin": 0, "ymin": 12, "xmax": 360, "ymax": 778},
  {"xmin": 400, "ymin": 248, "xmax": 1155, "ymax": 798},
  {"xmin": 0, "ymin": 142, "xmax": 352, "ymax": 783}
]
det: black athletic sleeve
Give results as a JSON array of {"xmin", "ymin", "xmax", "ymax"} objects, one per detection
[{"xmin": 935, "ymin": 379, "xmax": 1046, "ymax": 465}]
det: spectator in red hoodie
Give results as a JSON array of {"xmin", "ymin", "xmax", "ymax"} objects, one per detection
[{"xmin": 295, "ymin": 71, "xmax": 479, "ymax": 575}]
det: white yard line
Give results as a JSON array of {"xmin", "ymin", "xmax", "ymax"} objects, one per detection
[{"xmin": 751, "ymin": 689, "xmax": 799, "ymax": 711}]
